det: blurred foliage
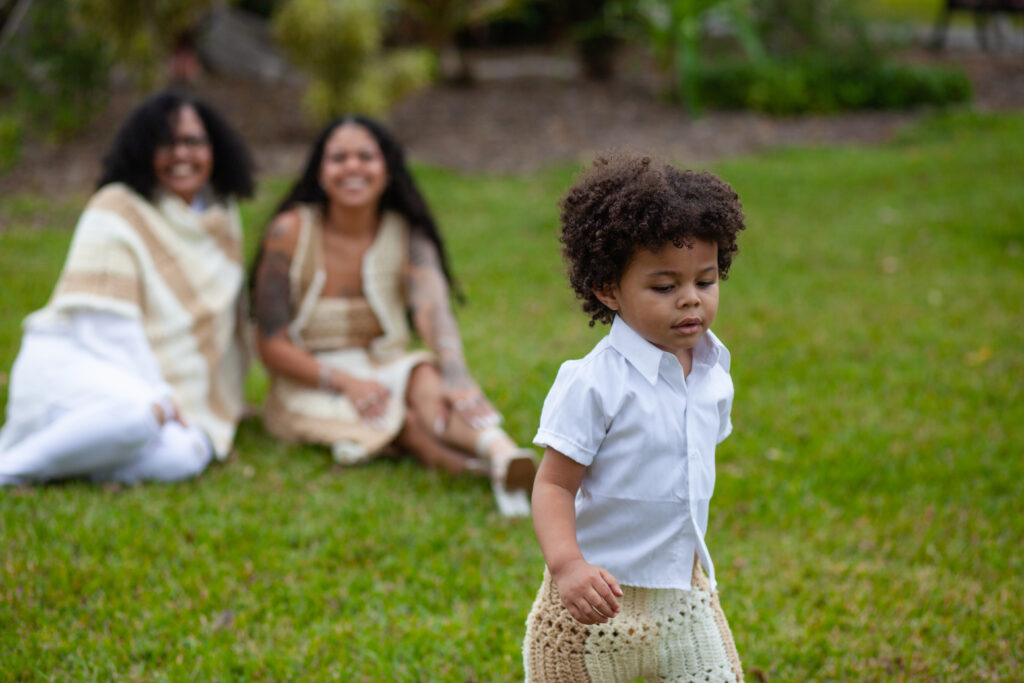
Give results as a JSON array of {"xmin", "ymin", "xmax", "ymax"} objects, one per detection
[
  {"xmin": 715, "ymin": 0, "xmax": 973, "ymax": 113},
  {"xmin": 581, "ymin": 0, "xmax": 971, "ymax": 115},
  {"xmin": 0, "ymin": 0, "xmax": 229, "ymax": 168},
  {"xmin": 273, "ymin": 0, "xmax": 434, "ymax": 122},
  {"xmin": 0, "ymin": 0, "xmax": 112, "ymax": 156},
  {"xmin": 698, "ymin": 56, "xmax": 972, "ymax": 114},
  {"xmin": 71, "ymin": 0, "xmax": 221, "ymax": 88},
  {"xmin": 0, "ymin": 113, "xmax": 20, "ymax": 173},
  {"xmin": 581, "ymin": 0, "xmax": 764, "ymax": 113},
  {"xmin": 398, "ymin": 0, "xmax": 524, "ymax": 82},
  {"xmin": 752, "ymin": 0, "xmax": 873, "ymax": 56}
]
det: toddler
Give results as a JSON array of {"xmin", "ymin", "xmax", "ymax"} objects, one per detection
[{"xmin": 524, "ymin": 154, "xmax": 746, "ymax": 682}]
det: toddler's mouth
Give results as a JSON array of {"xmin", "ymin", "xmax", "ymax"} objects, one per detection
[{"xmin": 673, "ymin": 318, "xmax": 702, "ymax": 334}]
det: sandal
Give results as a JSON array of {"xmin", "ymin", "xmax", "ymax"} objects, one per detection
[{"xmin": 491, "ymin": 447, "xmax": 537, "ymax": 492}]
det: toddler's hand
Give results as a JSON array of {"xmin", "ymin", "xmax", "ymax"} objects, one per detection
[{"xmin": 553, "ymin": 559, "xmax": 623, "ymax": 625}]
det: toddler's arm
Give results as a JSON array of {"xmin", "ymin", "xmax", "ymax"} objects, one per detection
[{"xmin": 532, "ymin": 447, "xmax": 623, "ymax": 625}]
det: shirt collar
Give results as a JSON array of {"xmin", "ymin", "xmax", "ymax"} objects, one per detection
[{"xmin": 608, "ymin": 315, "xmax": 725, "ymax": 385}]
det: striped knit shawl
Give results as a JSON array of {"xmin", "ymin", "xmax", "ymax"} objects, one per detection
[{"xmin": 43, "ymin": 183, "xmax": 248, "ymax": 458}]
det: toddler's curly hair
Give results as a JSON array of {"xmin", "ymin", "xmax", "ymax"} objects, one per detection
[{"xmin": 560, "ymin": 154, "xmax": 746, "ymax": 326}]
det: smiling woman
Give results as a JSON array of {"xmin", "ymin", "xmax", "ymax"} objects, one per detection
[
  {"xmin": 249, "ymin": 115, "xmax": 538, "ymax": 516},
  {"xmin": 151, "ymin": 106, "xmax": 213, "ymax": 205},
  {"xmin": 0, "ymin": 90, "xmax": 254, "ymax": 486}
]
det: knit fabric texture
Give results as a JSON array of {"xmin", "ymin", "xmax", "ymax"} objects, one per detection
[
  {"xmin": 38, "ymin": 183, "xmax": 247, "ymax": 458},
  {"xmin": 523, "ymin": 557, "xmax": 743, "ymax": 682}
]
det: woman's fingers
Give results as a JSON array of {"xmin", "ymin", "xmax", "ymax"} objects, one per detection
[{"xmin": 352, "ymin": 383, "xmax": 390, "ymax": 428}]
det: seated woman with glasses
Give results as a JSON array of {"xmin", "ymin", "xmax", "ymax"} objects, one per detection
[{"xmin": 0, "ymin": 90, "xmax": 255, "ymax": 486}]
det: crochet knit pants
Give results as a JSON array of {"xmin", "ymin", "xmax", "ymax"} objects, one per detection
[{"xmin": 523, "ymin": 557, "xmax": 743, "ymax": 683}]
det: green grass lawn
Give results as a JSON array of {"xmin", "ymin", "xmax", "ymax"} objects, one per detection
[{"xmin": 2, "ymin": 110, "xmax": 1022, "ymax": 681}]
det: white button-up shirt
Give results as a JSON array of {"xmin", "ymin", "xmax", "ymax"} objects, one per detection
[{"xmin": 534, "ymin": 316, "xmax": 733, "ymax": 590}]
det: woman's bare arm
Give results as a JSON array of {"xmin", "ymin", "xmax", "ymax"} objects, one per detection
[
  {"xmin": 405, "ymin": 231, "xmax": 471, "ymax": 389},
  {"xmin": 405, "ymin": 231, "xmax": 498, "ymax": 427},
  {"xmin": 253, "ymin": 211, "xmax": 387, "ymax": 421}
]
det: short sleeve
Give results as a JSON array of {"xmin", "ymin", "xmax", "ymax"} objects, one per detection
[{"xmin": 533, "ymin": 359, "xmax": 612, "ymax": 466}]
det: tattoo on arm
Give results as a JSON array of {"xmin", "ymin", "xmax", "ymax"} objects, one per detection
[
  {"xmin": 254, "ymin": 248, "xmax": 293, "ymax": 338},
  {"xmin": 406, "ymin": 233, "xmax": 471, "ymax": 388},
  {"xmin": 267, "ymin": 221, "xmax": 290, "ymax": 240}
]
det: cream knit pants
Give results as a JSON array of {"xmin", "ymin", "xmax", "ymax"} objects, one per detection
[{"xmin": 523, "ymin": 557, "xmax": 743, "ymax": 683}]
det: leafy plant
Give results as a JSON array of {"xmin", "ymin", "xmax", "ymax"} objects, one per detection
[
  {"xmin": 751, "ymin": 0, "xmax": 873, "ymax": 56},
  {"xmin": 599, "ymin": 0, "xmax": 764, "ymax": 114},
  {"xmin": 597, "ymin": 0, "xmax": 972, "ymax": 115},
  {"xmin": 273, "ymin": 0, "xmax": 434, "ymax": 122},
  {"xmin": 697, "ymin": 55, "xmax": 972, "ymax": 114},
  {"xmin": 0, "ymin": 0, "xmax": 112, "ymax": 152},
  {"xmin": 0, "ymin": 113, "xmax": 21, "ymax": 173},
  {"xmin": 70, "ymin": 0, "xmax": 224, "ymax": 88},
  {"xmin": 398, "ymin": 0, "xmax": 524, "ymax": 83}
]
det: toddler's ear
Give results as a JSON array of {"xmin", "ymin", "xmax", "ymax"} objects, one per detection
[{"xmin": 593, "ymin": 285, "xmax": 620, "ymax": 312}]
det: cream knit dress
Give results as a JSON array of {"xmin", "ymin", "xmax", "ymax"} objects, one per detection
[{"xmin": 262, "ymin": 206, "xmax": 431, "ymax": 462}]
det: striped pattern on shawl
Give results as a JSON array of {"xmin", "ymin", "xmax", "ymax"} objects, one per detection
[{"xmin": 39, "ymin": 183, "xmax": 247, "ymax": 458}]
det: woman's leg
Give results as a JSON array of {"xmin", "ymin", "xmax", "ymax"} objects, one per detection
[
  {"xmin": 95, "ymin": 420, "xmax": 213, "ymax": 484},
  {"xmin": 390, "ymin": 363, "xmax": 481, "ymax": 475},
  {"xmin": 0, "ymin": 399, "xmax": 159, "ymax": 483},
  {"xmin": 393, "ymin": 409, "xmax": 482, "ymax": 476},
  {"xmin": 404, "ymin": 363, "xmax": 536, "ymax": 511}
]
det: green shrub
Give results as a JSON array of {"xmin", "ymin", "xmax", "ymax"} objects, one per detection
[
  {"xmin": 71, "ymin": 0, "xmax": 220, "ymax": 88},
  {"xmin": 273, "ymin": 0, "xmax": 434, "ymax": 122},
  {"xmin": 0, "ymin": 0, "xmax": 112, "ymax": 153},
  {"xmin": 397, "ymin": 0, "xmax": 524, "ymax": 83},
  {"xmin": 697, "ymin": 56, "xmax": 971, "ymax": 114},
  {"xmin": 0, "ymin": 114, "xmax": 21, "ymax": 173}
]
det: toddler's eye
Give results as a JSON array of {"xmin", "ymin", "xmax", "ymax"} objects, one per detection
[
  {"xmin": 697, "ymin": 281, "xmax": 715, "ymax": 288},
  {"xmin": 652, "ymin": 285, "xmax": 674, "ymax": 293}
]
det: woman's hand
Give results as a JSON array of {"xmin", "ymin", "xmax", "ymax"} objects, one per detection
[
  {"xmin": 444, "ymin": 384, "xmax": 500, "ymax": 430},
  {"xmin": 151, "ymin": 400, "xmax": 187, "ymax": 427},
  {"xmin": 333, "ymin": 373, "xmax": 390, "ymax": 428},
  {"xmin": 553, "ymin": 558, "xmax": 623, "ymax": 625}
]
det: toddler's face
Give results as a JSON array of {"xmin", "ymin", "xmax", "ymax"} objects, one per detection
[{"xmin": 595, "ymin": 239, "xmax": 719, "ymax": 363}]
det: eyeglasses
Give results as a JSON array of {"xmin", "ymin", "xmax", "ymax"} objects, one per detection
[{"xmin": 157, "ymin": 135, "xmax": 209, "ymax": 151}]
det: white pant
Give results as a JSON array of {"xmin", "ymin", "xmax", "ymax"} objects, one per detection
[
  {"xmin": 0, "ymin": 397, "xmax": 212, "ymax": 485},
  {"xmin": 0, "ymin": 315, "xmax": 212, "ymax": 486}
]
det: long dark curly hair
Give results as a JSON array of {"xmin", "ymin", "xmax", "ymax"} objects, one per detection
[
  {"xmin": 257, "ymin": 115, "xmax": 457, "ymax": 292},
  {"xmin": 96, "ymin": 90, "xmax": 254, "ymax": 200},
  {"xmin": 560, "ymin": 154, "xmax": 746, "ymax": 326}
]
